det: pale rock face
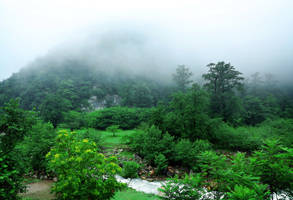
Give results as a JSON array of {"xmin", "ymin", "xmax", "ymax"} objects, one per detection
[{"xmin": 87, "ymin": 95, "xmax": 121, "ymax": 110}]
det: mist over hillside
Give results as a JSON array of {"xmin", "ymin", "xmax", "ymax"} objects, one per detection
[{"xmin": 1, "ymin": 0, "xmax": 293, "ymax": 83}]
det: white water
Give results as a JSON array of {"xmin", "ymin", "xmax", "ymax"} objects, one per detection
[
  {"xmin": 115, "ymin": 175, "xmax": 164, "ymax": 195},
  {"xmin": 115, "ymin": 175, "xmax": 290, "ymax": 200}
]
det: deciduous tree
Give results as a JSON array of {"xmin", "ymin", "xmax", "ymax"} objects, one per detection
[
  {"xmin": 202, "ymin": 62, "xmax": 244, "ymax": 122},
  {"xmin": 172, "ymin": 65, "xmax": 193, "ymax": 92}
]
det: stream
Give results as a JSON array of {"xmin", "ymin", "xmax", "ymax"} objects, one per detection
[
  {"xmin": 115, "ymin": 175, "xmax": 164, "ymax": 195},
  {"xmin": 115, "ymin": 175, "xmax": 290, "ymax": 200},
  {"xmin": 22, "ymin": 176, "xmax": 290, "ymax": 200}
]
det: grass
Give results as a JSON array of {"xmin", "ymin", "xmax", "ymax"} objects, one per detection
[
  {"xmin": 99, "ymin": 130, "xmax": 136, "ymax": 148},
  {"xmin": 75, "ymin": 129, "xmax": 136, "ymax": 149},
  {"xmin": 113, "ymin": 189, "xmax": 159, "ymax": 200}
]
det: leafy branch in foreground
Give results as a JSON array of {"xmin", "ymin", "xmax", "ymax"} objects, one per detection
[{"xmin": 46, "ymin": 130, "xmax": 125, "ymax": 200}]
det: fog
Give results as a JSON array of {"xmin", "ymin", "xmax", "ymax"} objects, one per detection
[{"xmin": 1, "ymin": 0, "xmax": 293, "ymax": 83}]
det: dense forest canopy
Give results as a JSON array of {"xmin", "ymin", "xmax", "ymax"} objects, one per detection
[{"xmin": 1, "ymin": 53, "xmax": 292, "ymax": 128}]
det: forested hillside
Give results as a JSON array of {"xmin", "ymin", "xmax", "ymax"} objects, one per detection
[{"xmin": 0, "ymin": 58, "xmax": 173, "ymax": 126}]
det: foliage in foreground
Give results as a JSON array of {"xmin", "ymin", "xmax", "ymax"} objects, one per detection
[
  {"xmin": 121, "ymin": 161, "xmax": 140, "ymax": 178},
  {"xmin": 160, "ymin": 140, "xmax": 292, "ymax": 200},
  {"xmin": 160, "ymin": 174, "xmax": 204, "ymax": 200},
  {"xmin": 250, "ymin": 139, "xmax": 293, "ymax": 198},
  {"xmin": 0, "ymin": 99, "xmax": 36, "ymax": 200},
  {"xmin": 17, "ymin": 121, "xmax": 56, "ymax": 174},
  {"xmin": 46, "ymin": 130, "xmax": 124, "ymax": 200}
]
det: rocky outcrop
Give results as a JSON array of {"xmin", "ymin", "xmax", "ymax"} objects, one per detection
[{"xmin": 87, "ymin": 95, "xmax": 121, "ymax": 110}]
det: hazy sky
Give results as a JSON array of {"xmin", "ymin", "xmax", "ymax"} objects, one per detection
[{"xmin": 1, "ymin": 0, "xmax": 293, "ymax": 81}]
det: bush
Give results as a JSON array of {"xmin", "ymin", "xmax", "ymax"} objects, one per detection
[
  {"xmin": 159, "ymin": 174, "xmax": 204, "ymax": 200},
  {"xmin": 129, "ymin": 125, "xmax": 175, "ymax": 164},
  {"xmin": 0, "ymin": 99, "xmax": 36, "ymax": 199},
  {"xmin": 0, "ymin": 152, "xmax": 26, "ymax": 200},
  {"xmin": 174, "ymin": 139, "xmax": 212, "ymax": 168},
  {"xmin": 260, "ymin": 118, "xmax": 293, "ymax": 147},
  {"xmin": 154, "ymin": 154, "xmax": 168, "ymax": 175},
  {"xmin": 17, "ymin": 120, "xmax": 56, "ymax": 174},
  {"xmin": 61, "ymin": 110, "xmax": 87, "ymax": 130},
  {"xmin": 173, "ymin": 139, "xmax": 195, "ymax": 167},
  {"xmin": 250, "ymin": 139, "xmax": 293, "ymax": 197},
  {"xmin": 227, "ymin": 184, "xmax": 270, "ymax": 200},
  {"xmin": 213, "ymin": 124, "xmax": 264, "ymax": 152},
  {"xmin": 121, "ymin": 161, "xmax": 140, "ymax": 178},
  {"xmin": 197, "ymin": 151, "xmax": 267, "ymax": 199},
  {"xmin": 106, "ymin": 125, "xmax": 120, "ymax": 137},
  {"xmin": 75, "ymin": 128, "xmax": 102, "ymax": 147},
  {"xmin": 46, "ymin": 130, "xmax": 124, "ymax": 200},
  {"xmin": 87, "ymin": 107, "xmax": 153, "ymax": 130},
  {"xmin": 161, "ymin": 86, "xmax": 214, "ymax": 141}
]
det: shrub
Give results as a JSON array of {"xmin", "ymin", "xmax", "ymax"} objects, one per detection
[
  {"xmin": 250, "ymin": 139, "xmax": 293, "ymax": 197},
  {"xmin": 0, "ymin": 152, "xmax": 26, "ymax": 200},
  {"xmin": 174, "ymin": 139, "xmax": 195, "ymax": 167},
  {"xmin": 61, "ymin": 110, "xmax": 87, "ymax": 130},
  {"xmin": 129, "ymin": 125, "xmax": 175, "ymax": 164},
  {"xmin": 17, "ymin": 120, "xmax": 56, "ymax": 174},
  {"xmin": 86, "ymin": 107, "xmax": 153, "ymax": 130},
  {"xmin": 46, "ymin": 130, "xmax": 124, "ymax": 200},
  {"xmin": 197, "ymin": 151, "xmax": 267, "ymax": 199},
  {"xmin": 162, "ymin": 86, "xmax": 214, "ymax": 141},
  {"xmin": 159, "ymin": 174, "xmax": 204, "ymax": 200},
  {"xmin": 174, "ymin": 139, "xmax": 212, "ymax": 168},
  {"xmin": 154, "ymin": 154, "xmax": 168, "ymax": 175},
  {"xmin": 227, "ymin": 184, "xmax": 270, "ymax": 200},
  {"xmin": 213, "ymin": 124, "xmax": 263, "ymax": 152},
  {"xmin": 75, "ymin": 128, "xmax": 102, "ymax": 147},
  {"xmin": 106, "ymin": 125, "xmax": 120, "ymax": 137},
  {"xmin": 0, "ymin": 99, "xmax": 36, "ymax": 199},
  {"xmin": 121, "ymin": 161, "xmax": 140, "ymax": 178},
  {"xmin": 261, "ymin": 118, "xmax": 293, "ymax": 147}
]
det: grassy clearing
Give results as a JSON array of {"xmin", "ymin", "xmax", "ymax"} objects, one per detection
[
  {"xmin": 99, "ymin": 129, "xmax": 136, "ymax": 148},
  {"xmin": 75, "ymin": 129, "xmax": 136, "ymax": 149}
]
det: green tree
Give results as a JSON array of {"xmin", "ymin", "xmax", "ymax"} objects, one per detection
[
  {"xmin": 242, "ymin": 96, "xmax": 266, "ymax": 125},
  {"xmin": 202, "ymin": 61, "xmax": 244, "ymax": 122},
  {"xmin": 249, "ymin": 72, "xmax": 263, "ymax": 96},
  {"xmin": 40, "ymin": 94, "xmax": 72, "ymax": 127},
  {"xmin": 172, "ymin": 65, "xmax": 193, "ymax": 92},
  {"xmin": 18, "ymin": 120, "xmax": 56, "ymax": 174},
  {"xmin": 106, "ymin": 125, "xmax": 120, "ymax": 137},
  {"xmin": 0, "ymin": 99, "xmax": 35, "ymax": 154},
  {"xmin": 129, "ymin": 125, "xmax": 175, "ymax": 164},
  {"xmin": 47, "ymin": 130, "xmax": 124, "ymax": 200},
  {"xmin": 62, "ymin": 110, "xmax": 86, "ymax": 130},
  {"xmin": 0, "ymin": 99, "xmax": 36, "ymax": 199},
  {"xmin": 164, "ymin": 84, "xmax": 213, "ymax": 141}
]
